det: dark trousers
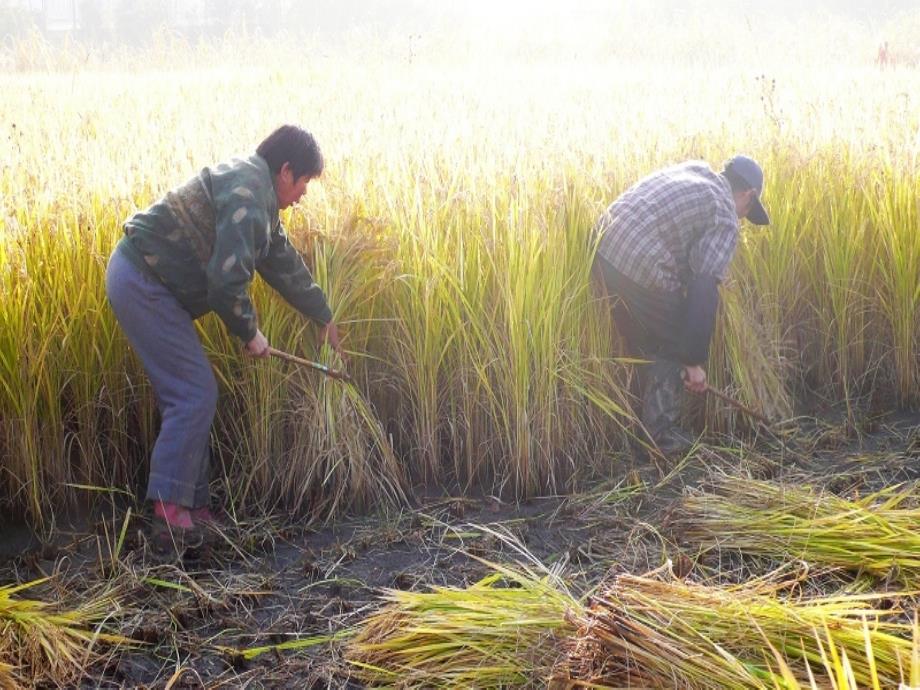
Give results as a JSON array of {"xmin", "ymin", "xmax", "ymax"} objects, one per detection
[{"xmin": 593, "ymin": 256, "xmax": 686, "ymax": 445}]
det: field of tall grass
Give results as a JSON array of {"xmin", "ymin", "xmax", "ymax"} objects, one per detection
[{"xmin": 2, "ymin": 5, "xmax": 919, "ymax": 529}]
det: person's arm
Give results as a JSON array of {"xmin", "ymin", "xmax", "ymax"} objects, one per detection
[
  {"xmin": 257, "ymin": 222, "xmax": 344, "ymax": 357},
  {"xmin": 683, "ymin": 208, "xmax": 737, "ymax": 391},
  {"xmin": 680, "ymin": 273, "xmax": 720, "ymax": 392},
  {"xmin": 206, "ymin": 201, "xmax": 263, "ymax": 345}
]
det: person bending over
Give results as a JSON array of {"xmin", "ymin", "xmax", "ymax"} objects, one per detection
[
  {"xmin": 106, "ymin": 124, "xmax": 343, "ymax": 546},
  {"xmin": 593, "ymin": 155, "xmax": 770, "ymax": 456}
]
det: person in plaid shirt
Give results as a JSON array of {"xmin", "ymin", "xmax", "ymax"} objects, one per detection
[{"xmin": 593, "ymin": 156, "xmax": 770, "ymax": 456}]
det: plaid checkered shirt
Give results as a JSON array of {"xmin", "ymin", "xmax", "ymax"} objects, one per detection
[{"xmin": 595, "ymin": 161, "xmax": 740, "ymax": 292}]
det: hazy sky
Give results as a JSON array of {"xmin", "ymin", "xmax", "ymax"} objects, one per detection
[
  {"xmin": 7, "ymin": 0, "xmax": 920, "ymax": 35},
  {"xmin": 3, "ymin": 0, "xmax": 918, "ymax": 66}
]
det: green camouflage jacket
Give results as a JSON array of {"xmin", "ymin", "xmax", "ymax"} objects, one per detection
[{"xmin": 118, "ymin": 154, "xmax": 332, "ymax": 342}]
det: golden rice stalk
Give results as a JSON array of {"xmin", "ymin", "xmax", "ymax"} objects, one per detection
[
  {"xmin": 0, "ymin": 661, "xmax": 18, "ymax": 690},
  {"xmin": 346, "ymin": 557, "xmax": 581, "ymax": 688},
  {"xmin": 708, "ymin": 282, "xmax": 794, "ymax": 430},
  {"xmin": 211, "ymin": 228, "xmax": 408, "ymax": 521},
  {"xmin": 761, "ymin": 613, "xmax": 920, "ymax": 690},
  {"xmin": 0, "ymin": 578, "xmax": 131, "ymax": 686},
  {"xmin": 681, "ymin": 477, "xmax": 920, "ymax": 585},
  {"xmin": 554, "ymin": 566, "xmax": 915, "ymax": 689}
]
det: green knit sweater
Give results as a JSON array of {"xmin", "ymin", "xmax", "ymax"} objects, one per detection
[{"xmin": 118, "ymin": 154, "xmax": 332, "ymax": 342}]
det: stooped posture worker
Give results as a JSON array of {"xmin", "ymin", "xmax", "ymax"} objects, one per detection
[
  {"xmin": 106, "ymin": 124, "xmax": 343, "ymax": 548},
  {"xmin": 593, "ymin": 155, "xmax": 770, "ymax": 456}
]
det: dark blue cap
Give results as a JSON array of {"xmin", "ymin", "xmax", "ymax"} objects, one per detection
[{"xmin": 725, "ymin": 155, "xmax": 770, "ymax": 225}]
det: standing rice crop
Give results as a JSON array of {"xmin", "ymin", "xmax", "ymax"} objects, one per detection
[
  {"xmin": 211, "ymin": 226, "xmax": 408, "ymax": 520},
  {"xmin": 3, "ymin": 10, "xmax": 920, "ymax": 523},
  {"xmin": 866, "ymin": 160, "xmax": 920, "ymax": 407}
]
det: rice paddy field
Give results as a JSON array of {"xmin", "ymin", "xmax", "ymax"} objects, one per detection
[{"xmin": 3, "ymin": 2, "xmax": 920, "ymax": 686}]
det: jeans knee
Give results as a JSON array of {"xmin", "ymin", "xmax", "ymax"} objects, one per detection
[{"xmin": 181, "ymin": 372, "xmax": 218, "ymax": 424}]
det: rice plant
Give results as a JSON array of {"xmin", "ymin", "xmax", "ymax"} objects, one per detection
[
  {"xmin": 681, "ymin": 477, "xmax": 920, "ymax": 585},
  {"xmin": 212, "ymin": 228, "xmax": 408, "ymax": 521},
  {"xmin": 345, "ymin": 544, "xmax": 581, "ymax": 687},
  {"xmin": 0, "ymin": 578, "xmax": 131, "ymax": 686},
  {"xmin": 556, "ymin": 566, "xmax": 916, "ymax": 688},
  {"xmin": 759, "ymin": 613, "xmax": 920, "ymax": 690},
  {"xmin": 865, "ymin": 162, "xmax": 920, "ymax": 407},
  {"xmin": 2, "ymin": 8, "xmax": 920, "ymax": 526}
]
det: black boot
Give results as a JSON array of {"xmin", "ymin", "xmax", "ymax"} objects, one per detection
[{"xmin": 641, "ymin": 358, "xmax": 693, "ymax": 457}]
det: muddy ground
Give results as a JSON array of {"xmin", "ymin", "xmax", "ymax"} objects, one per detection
[{"xmin": 2, "ymin": 411, "xmax": 920, "ymax": 688}]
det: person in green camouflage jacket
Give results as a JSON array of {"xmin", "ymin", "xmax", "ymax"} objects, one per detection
[{"xmin": 106, "ymin": 125, "xmax": 342, "ymax": 547}]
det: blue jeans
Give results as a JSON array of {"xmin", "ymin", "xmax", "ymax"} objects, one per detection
[{"xmin": 106, "ymin": 248, "xmax": 216, "ymax": 508}]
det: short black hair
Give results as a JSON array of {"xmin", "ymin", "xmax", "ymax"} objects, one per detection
[{"xmin": 256, "ymin": 125, "xmax": 323, "ymax": 179}]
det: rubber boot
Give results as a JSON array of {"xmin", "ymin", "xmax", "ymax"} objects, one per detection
[{"xmin": 641, "ymin": 357, "xmax": 693, "ymax": 457}]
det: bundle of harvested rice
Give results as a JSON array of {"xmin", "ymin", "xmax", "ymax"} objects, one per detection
[
  {"xmin": 0, "ymin": 578, "xmax": 130, "ymax": 686},
  {"xmin": 554, "ymin": 565, "xmax": 915, "ymax": 689},
  {"xmin": 681, "ymin": 476, "xmax": 920, "ymax": 585},
  {"xmin": 346, "ymin": 558, "xmax": 581, "ymax": 688}
]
